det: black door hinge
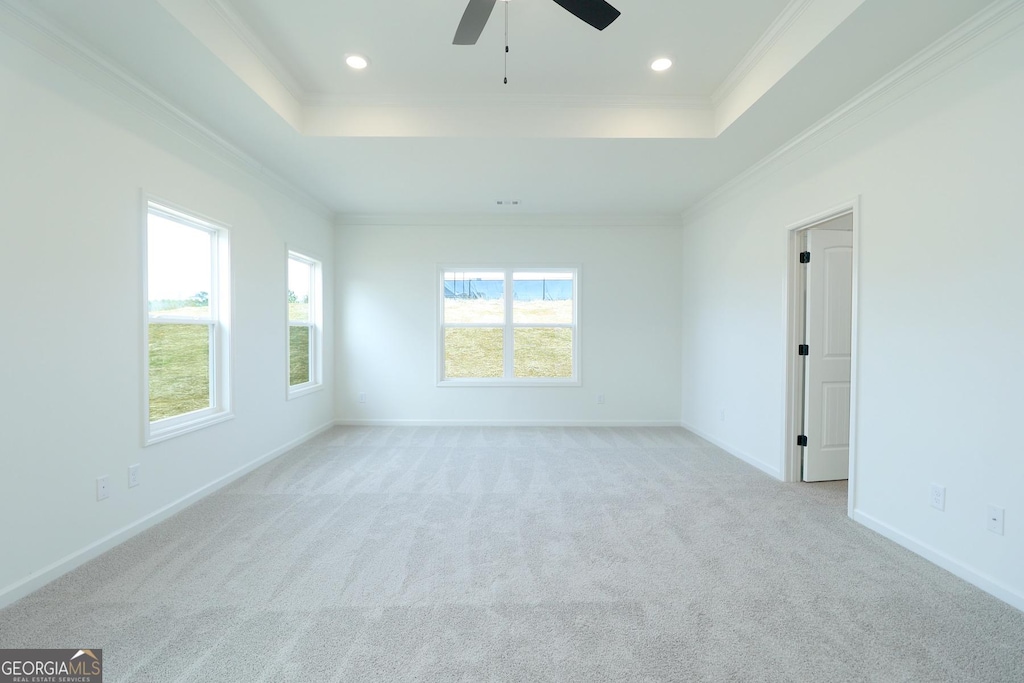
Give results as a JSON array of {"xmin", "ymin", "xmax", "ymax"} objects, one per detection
[
  {"xmin": 799, "ymin": 251, "xmax": 811, "ymax": 264},
  {"xmin": 798, "ymin": 344, "xmax": 809, "ymax": 356},
  {"xmin": 797, "ymin": 435, "xmax": 808, "ymax": 447}
]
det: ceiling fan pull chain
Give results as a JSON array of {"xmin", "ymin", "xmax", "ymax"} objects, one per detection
[{"xmin": 504, "ymin": 0, "xmax": 509, "ymax": 85}]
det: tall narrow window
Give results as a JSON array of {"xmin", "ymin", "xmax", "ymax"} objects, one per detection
[
  {"xmin": 440, "ymin": 268, "xmax": 578, "ymax": 384},
  {"xmin": 287, "ymin": 251, "xmax": 322, "ymax": 397},
  {"xmin": 512, "ymin": 271, "xmax": 575, "ymax": 379},
  {"xmin": 442, "ymin": 271, "xmax": 506, "ymax": 379},
  {"xmin": 145, "ymin": 201, "xmax": 231, "ymax": 443}
]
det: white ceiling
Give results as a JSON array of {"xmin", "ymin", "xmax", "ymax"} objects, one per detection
[
  {"xmin": 17, "ymin": 0, "xmax": 997, "ymax": 216},
  {"xmin": 229, "ymin": 0, "xmax": 791, "ymax": 98}
]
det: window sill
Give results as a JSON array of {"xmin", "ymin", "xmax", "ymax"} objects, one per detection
[
  {"xmin": 437, "ymin": 379, "xmax": 581, "ymax": 388},
  {"xmin": 145, "ymin": 410, "xmax": 234, "ymax": 446},
  {"xmin": 287, "ymin": 382, "xmax": 324, "ymax": 400}
]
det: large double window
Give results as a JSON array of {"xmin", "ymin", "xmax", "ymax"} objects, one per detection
[
  {"xmin": 145, "ymin": 201, "xmax": 231, "ymax": 443},
  {"xmin": 287, "ymin": 251, "xmax": 323, "ymax": 397},
  {"xmin": 439, "ymin": 268, "xmax": 578, "ymax": 384}
]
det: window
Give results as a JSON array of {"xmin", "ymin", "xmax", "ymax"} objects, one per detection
[
  {"xmin": 439, "ymin": 268, "xmax": 578, "ymax": 384},
  {"xmin": 145, "ymin": 201, "xmax": 231, "ymax": 443},
  {"xmin": 287, "ymin": 251, "xmax": 323, "ymax": 397}
]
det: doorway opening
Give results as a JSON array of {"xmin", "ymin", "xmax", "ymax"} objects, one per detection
[{"xmin": 783, "ymin": 200, "xmax": 860, "ymax": 518}]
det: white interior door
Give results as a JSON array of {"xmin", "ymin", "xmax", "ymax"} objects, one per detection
[{"xmin": 802, "ymin": 227, "xmax": 854, "ymax": 482}]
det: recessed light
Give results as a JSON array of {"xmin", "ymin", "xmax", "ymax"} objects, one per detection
[
  {"xmin": 345, "ymin": 54, "xmax": 369, "ymax": 70},
  {"xmin": 650, "ymin": 57, "xmax": 672, "ymax": 72}
]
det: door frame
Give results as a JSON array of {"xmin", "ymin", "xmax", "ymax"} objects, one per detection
[{"xmin": 782, "ymin": 198, "xmax": 861, "ymax": 518}]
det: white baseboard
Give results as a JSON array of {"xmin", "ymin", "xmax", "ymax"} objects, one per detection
[
  {"xmin": 853, "ymin": 509, "xmax": 1024, "ymax": 613},
  {"xmin": 334, "ymin": 418, "xmax": 684, "ymax": 427},
  {"xmin": 679, "ymin": 420, "xmax": 783, "ymax": 480},
  {"xmin": 0, "ymin": 420, "xmax": 337, "ymax": 610}
]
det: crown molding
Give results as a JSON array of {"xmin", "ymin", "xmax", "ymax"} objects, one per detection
[
  {"xmin": 208, "ymin": 0, "xmax": 308, "ymax": 102},
  {"xmin": 302, "ymin": 92, "xmax": 712, "ymax": 111},
  {"xmin": 0, "ymin": 0, "xmax": 333, "ymax": 220},
  {"xmin": 335, "ymin": 213, "xmax": 684, "ymax": 229},
  {"xmin": 683, "ymin": 0, "xmax": 1024, "ymax": 224},
  {"xmin": 711, "ymin": 0, "xmax": 814, "ymax": 107}
]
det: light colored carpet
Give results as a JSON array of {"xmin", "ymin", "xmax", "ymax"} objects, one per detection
[{"xmin": 2, "ymin": 427, "xmax": 1022, "ymax": 682}]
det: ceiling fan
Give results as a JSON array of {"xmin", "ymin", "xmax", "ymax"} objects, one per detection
[{"xmin": 453, "ymin": 0, "xmax": 621, "ymax": 45}]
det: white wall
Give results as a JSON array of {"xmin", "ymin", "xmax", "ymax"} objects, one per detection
[
  {"xmin": 680, "ymin": 27, "xmax": 1024, "ymax": 608},
  {"xmin": 335, "ymin": 221, "xmax": 682, "ymax": 424},
  {"xmin": 0, "ymin": 27, "xmax": 334, "ymax": 604}
]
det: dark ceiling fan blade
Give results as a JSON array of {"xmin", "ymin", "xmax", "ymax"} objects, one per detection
[
  {"xmin": 550, "ymin": 0, "xmax": 620, "ymax": 31},
  {"xmin": 453, "ymin": 0, "xmax": 498, "ymax": 45}
]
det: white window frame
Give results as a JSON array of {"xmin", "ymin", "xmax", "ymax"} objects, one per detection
[
  {"xmin": 142, "ymin": 198, "xmax": 233, "ymax": 445},
  {"xmin": 286, "ymin": 249, "xmax": 324, "ymax": 399},
  {"xmin": 437, "ymin": 266, "xmax": 580, "ymax": 387}
]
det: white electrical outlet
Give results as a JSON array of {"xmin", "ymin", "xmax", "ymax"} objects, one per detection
[
  {"xmin": 596, "ymin": 394, "xmax": 605, "ymax": 405},
  {"xmin": 987, "ymin": 505, "xmax": 1005, "ymax": 535},
  {"xmin": 96, "ymin": 476, "xmax": 110, "ymax": 501},
  {"xmin": 128, "ymin": 464, "xmax": 140, "ymax": 488},
  {"xmin": 720, "ymin": 409, "xmax": 726, "ymax": 422},
  {"xmin": 358, "ymin": 392, "xmax": 367, "ymax": 404},
  {"xmin": 930, "ymin": 483, "xmax": 946, "ymax": 511}
]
